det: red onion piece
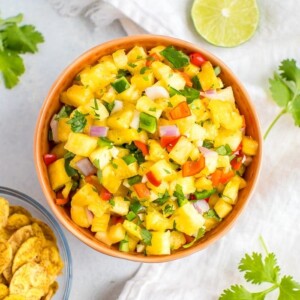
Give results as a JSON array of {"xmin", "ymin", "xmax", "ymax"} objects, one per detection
[
  {"xmin": 90, "ymin": 126, "xmax": 108, "ymax": 137},
  {"xmin": 193, "ymin": 200, "xmax": 210, "ymax": 214},
  {"xmin": 76, "ymin": 158, "xmax": 97, "ymax": 176},
  {"xmin": 85, "ymin": 208, "xmax": 94, "ymax": 224},
  {"xmin": 50, "ymin": 115, "xmax": 59, "ymax": 143},
  {"xmin": 145, "ymin": 86, "xmax": 169, "ymax": 100},
  {"xmin": 159, "ymin": 125, "xmax": 180, "ymax": 137},
  {"xmin": 199, "ymin": 146, "xmax": 216, "ymax": 157}
]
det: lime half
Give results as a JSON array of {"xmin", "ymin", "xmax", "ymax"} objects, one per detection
[{"xmin": 191, "ymin": 0, "xmax": 259, "ymax": 47}]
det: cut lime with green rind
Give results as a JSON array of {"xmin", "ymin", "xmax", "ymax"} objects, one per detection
[{"xmin": 191, "ymin": 0, "xmax": 259, "ymax": 47}]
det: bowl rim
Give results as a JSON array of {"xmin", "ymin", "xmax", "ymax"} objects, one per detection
[
  {"xmin": 34, "ymin": 34, "xmax": 263, "ymax": 263},
  {"xmin": 0, "ymin": 186, "xmax": 73, "ymax": 299}
]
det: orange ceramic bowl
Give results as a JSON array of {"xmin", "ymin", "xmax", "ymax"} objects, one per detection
[{"xmin": 34, "ymin": 35, "xmax": 262, "ymax": 262}]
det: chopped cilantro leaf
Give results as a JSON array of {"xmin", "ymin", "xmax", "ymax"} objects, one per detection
[
  {"xmin": 67, "ymin": 110, "xmax": 88, "ymax": 132},
  {"xmin": 202, "ymin": 139, "xmax": 214, "ymax": 149},
  {"xmin": 153, "ymin": 191, "xmax": 170, "ymax": 206},
  {"xmin": 160, "ymin": 46, "xmax": 189, "ymax": 69},
  {"xmin": 141, "ymin": 228, "xmax": 152, "ymax": 246},
  {"xmin": 174, "ymin": 184, "xmax": 188, "ymax": 207},
  {"xmin": 55, "ymin": 105, "xmax": 73, "ymax": 120},
  {"xmin": 183, "ymin": 227, "xmax": 205, "ymax": 249}
]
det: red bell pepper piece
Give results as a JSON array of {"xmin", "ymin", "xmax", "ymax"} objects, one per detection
[
  {"xmin": 169, "ymin": 102, "xmax": 191, "ymax": 120},
  {"xmin": 146, "ymin": 171, "xmax": 161, "ymax": 187},
  {"xmin": 182, "ymin": 156, "xmax": 205, "ymax": 177},
  {"xmin": 43, "ymin": 153, "xmax": 57, "ymax": 166},
  {"xmin": 133, "ymin": 183, "xmax": 150, "ymax": 199},
  {"xmin": 134, "ymin": 140, "xmax": 149, "ymax": 156},
  {"xmin": 100, "ymin": 186, "xmax": 113, "ymax": 200}
]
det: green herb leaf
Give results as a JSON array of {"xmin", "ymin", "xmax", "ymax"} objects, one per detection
[
  {"xmin": 64, "ymin": 152, "xmax": 78, "ymax": 177},
  {"xmin": 129, "ymin": 200, "xmax": 143, "ymax": 214},
  {"xmin": 67, "ymin": 110, "xmax": 88, "ymax": 132},
  {"xmin": 160, "ymin": 46, "xmax": 189, "ymax": 69},
  {"xmin": 126, "ymin": 211, "xmax": 136, "ymax": 221},
  {"xmin": 192, "ymin": 75, "xmax": 201, "ymax": 90},
  {"xmin": 203, "ymin": 208, "xmax": 221, "ymax": 221},
  {"xmin": 278, "ymin": 276, "xmax": 300, "ymax": 300},
  {"xmin": 239, "ymin": 252, "xmax": 280, "ymax": 285},
  {"xmin": 174, "ymin": 184, "xmax": 188, "ymax": 207},
  {"xmin": 122, "ymin": 155, "xmax": 137, "ymax": 165},
  {"xmin": 141, "ymin": 228, "xmax": 152, "ymax": 246},
  {"xmin": 202, "ymin": 139, "xmax": 214, "ymax": 149},
  {"xmin": 55, "ymin": 105, "xmax": 73, "ymax": 120},
  {"xmin": 168, "ymin": 86, "xmax": 199, "ymax": 104},
  {"xmin": 0, "ymin": 50, "xmax": 24, "ymax": 88},
  {"xmin": 194, "ymin": 189, "xmax": 216, "ymax": 200},
  {"xmin": 103, "ymin": 101, "xmax": 115, "ymax": 113},
  {"xmin": 4, "ymin": 24, "xmax": 44, "ymax": 54},
  {"xmin": 109, "ymin": 199, "xmax": 115, "ymax": 207},
  {"xmin": 153, "ymin": 191, "xmax": 170, "ymax": 206},
  {"xmin": 127, "ymin": 175, "xmax": 142, "ymax": 186},
  {"xmin": 219, "ymin": 285, "xmax": 262, "ymax": 300},
  {"xmin": 215, "ymin": 144, "xmax": 232, "ymax": 156},
  {"xmin": 163, "ymin": 204, "xmax": 175, "ymax": 216},
  {"xmin": 265, "ymin": 59, "xmax": 300, "ymax": 139}
]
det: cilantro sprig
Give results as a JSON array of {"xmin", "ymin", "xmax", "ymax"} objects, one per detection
[
  {"xmin": 220, "ymin": 237, "xmax": 300, "ymax": 299},
  {"xmin": 264, "ymin": 59, "xmax": 300, "ymax": 139},
  {"xmin": 0, "ymin": 12, "xmax": 44, "ymax": 89}
]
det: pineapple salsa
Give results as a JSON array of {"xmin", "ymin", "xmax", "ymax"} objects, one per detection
[{"xmin": 45, "ymin": 45, "xmax": 258, "ymax": 255}]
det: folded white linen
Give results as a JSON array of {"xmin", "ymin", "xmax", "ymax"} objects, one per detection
[{"xmin": 48, "ymin": 1, "xmax": 300, "ymax": 299}]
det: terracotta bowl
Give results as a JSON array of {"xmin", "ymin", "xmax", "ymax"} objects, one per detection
[{"xmin": 34, "ymin": 35, "xmax": 262, "ymax": 262}]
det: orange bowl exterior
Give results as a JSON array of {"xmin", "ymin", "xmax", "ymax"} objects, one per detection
[{"xmin": 34, "ymin": 35, "xmax": 262, "ymax": 262}]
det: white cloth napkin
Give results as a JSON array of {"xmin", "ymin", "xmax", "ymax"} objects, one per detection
[{"xmin": 48, "ymin": 1, "xmax": 300, "ymax": 299}]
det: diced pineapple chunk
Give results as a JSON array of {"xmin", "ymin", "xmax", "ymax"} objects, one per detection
[
  {"xmin": 112, "ymin": 158, "xmax": 134, "ymax": 179},
  {"xmin": 170, "ymin": 175, "xmax": 196, "ymax": 195},
  {"xmin": 64, "ymin": 132, "xmax": 97, "ymax": 157},
  {"xmin": 187, "ymin": 123, "xmax": 206, "ymax": 142},
  {"xmin": 175, "ymin": 115, "xmax": 197, "ymax": 135},
  {"xmin": 123, "ymin": 220, "xmax": 142, "ymax": 240},
  {"xmin": 208, "ymin": 100, "xmax": 243, "ymax": 131},
  {"xmin": 84, "ymin": 99, "xmax": 109, "ymax": 121},
  {"xmin": 88, "ymin": 200, "xmax": 110, "ymax": 217},
  {"xmin": 217, "ymin": 155, "xmax": 230, "ymax": 168},
  {"xmin": 89, "ymin": 147, "xmax": 113, "ymax": 170},
  {"xmin": 170, "ymin": 231, "xmax": 186, "ymax": 250},
  {"xmin": 148, "ymin": 45, "xmax": 166, "ymax": 59},
  {"xmin": 71, "ymin": 206, "xmax": 91, "ymax": 228},
  {"xmin": 72, "ymin": 183, "xmax": 100, "ymax": 206},
  {"xmin": 147, "ymin": 140, "xmax": 168, "ymax": 161},
  {"xmin": 190, "ymin": 99, "xmax": 210, "ymax": 123},
  {"xmin": 208, "ymin": 193, "xmax": 220, "ymax": 207},
  {"xmin": 198, "ymin": 61, "xmax": 221, "ymax": 91},
  {"xmin": 48, "ymin": 158, "xmax": 71, "ymax": 191},
  {"xmin": 131, "ymin": 73, "xmax": 155, "ymax": 91},
  {"xmin": 91, "ymin": 214, "xmax": 110, "ymax": 232},
  {"xmin": 60, "ymin": 85, "xmax": 93, "ymax": 107},
  {"xmin": 102, "ymin": 164, "xmax": 122, "ymax": 193},
  {"xmin": 145, "ymin": 209, "xmax": 172, "ymax": 231},
  {"xmin": 183, "ymin": 63, "xmax": 200, "ymax": 78},
  {"xmin": 165, "ymin": 72, "xmax": 186, "ymax": 90},
  {"xmin": 128, "ymin": 236, "xmax": 139, "ymax": 252},
  {"xmin": 204, "ymin": 217, "xmax": 220, "ymax": 231},
  {"xmin": 195, "ymin": 177, "xmax": 213, "ymax": 191},
  {"xmin": 171, "ymin": 203, "xmax": 204, "ymax": 236},
  {"xmin": 150, "ymin": 159, "xmax": 175, "ymax": 181},
  {"xmin": 136, "ymin": 96, "xmax": 163, "ymax": 119},
  {"xmin": 95, "ymin": 231, "xmax": 113, "ymax": 246},
  {"xmin": 110, "ymin": 196, "xmax": 130, "ymax": 216},
  {"xmin": 214, "ymin": 199, "xmax": 232, "ymax": 218},
  {"xmin": 117, "ymin": 84, "xmax": 141, "ymax": 103},
  {"xmin": 146, "ymin": 231, "xmax": 171, "ymax": 255},
  {"xmin": 112, "ymin": 49, "xmax": 128, "ymax": 69},
  {"xmin": 169, "ymin": 136, "xmax": 194, "ymax": 165},
  {"xmin": 108, "ymin": 223, "xmax": 126, "ymax": 243},
  {"xmin": 242, "ymin": 136, "xmax": 258, "ymax": 156},
  {"xmin": 62, "ymin": 181, "xmax": 73, "ymax": 199},
  {"xmin": 107, "ymin": 129, "xmax": 139, "ymax": 145},
  {"xmin": 127, "ymin": 46, "xmax": 147, "ymax": 62},
  {"xmin": 214, "ymin": 129, "xmax": 242, "ymax": 152},
  {"xmin": 107, "ymin": 108, "xmax": 134, "ymax": 129},
  {"xmin": 57, "ymin": 118, "xmax": 71, "ymax": 142},
  {"xmin": 222, "ymin": 176, "xmax": 240, "ymax": 204}
]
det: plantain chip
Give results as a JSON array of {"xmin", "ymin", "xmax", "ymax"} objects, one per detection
[
  {"xmin": 0, "ymin": 198, "xmax": 9, "ymax": 229},
  {"xmin": 0, "ymin": 283, "xmax": 9, "ymax": 299},
  {"xmin": 12, "ymin": 237, "xmax": 44, "ymax": 274},
  {"xmin": 4, "ymin": 296, "xmax": 26, "ymax": 300},
  {"xmin": 0, "ymin": 241, "xmax": 12, "ymax": 274},
  {"xmin": 6, "ymin": 214, "xmax": 32, "ymax": 232},
  {"xmin": 30, "ymin": 220, "xmax": 56, "ymax": 244},
  {"xmin": 9, "ymin": 262, "xmax": 51, "ymax": 300},
  {"xmin": 8, "ymin": 207, "xmax": 31, "ymax": 219},
  {"xmin": 42, "ymin": 282, "xmax": 58, "ymax": 300},
  {"xmin": 40, "ymin": 246, "xmax": 64, "ymax": 279}
]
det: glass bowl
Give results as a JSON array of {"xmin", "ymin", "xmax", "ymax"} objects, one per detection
[{"xmin": 0, "ymin": 186, "xmax": 72, "ymax": 300}]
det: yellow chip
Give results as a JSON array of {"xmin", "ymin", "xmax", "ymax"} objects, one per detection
[
  {"xmin": 6, "ymin": 214, "xmax": 32, "ymax": 231},
  {"xmin": 9, "ymin": 262, "xmax": 50, "ymax": 300},
  {"xmin": 9, "ymin": 207, "xmax": 32, "ymax": 219},
  {"xmin": 0, "ymin": 283, "xmax": 9, "ymax": 299},
  {"xmin": 40, "ymin": 246, "xmax": 64, "ymax": 278},
  {"xmin": 30, "ymin": 219, "xmax": 56, "ymax": 243},
  {"xmin": 0, "ymin": 228, "xmax": 11, "ymax": 241},
  {"xmin": 43, "ymin": 281, "xmax": 58, "ymax": 300},
  {"xmin": 12, "ymin": 237, "xmax": 44, "ymax": 274},
  {"xmin": 0, "ymin": 198, "xmax": 9, "ymax": 228},
  {"xmin": 0, "ymin": 241, "xmax": 12, "ymax": 274},
  {"xmin": 4, "ymin": 296, "xmax": 26, "ymax": 300}
]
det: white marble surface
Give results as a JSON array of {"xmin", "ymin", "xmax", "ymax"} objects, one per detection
[{"xmin": 0, "ymin": 1, "xmax": 140, "ymax": 299}]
